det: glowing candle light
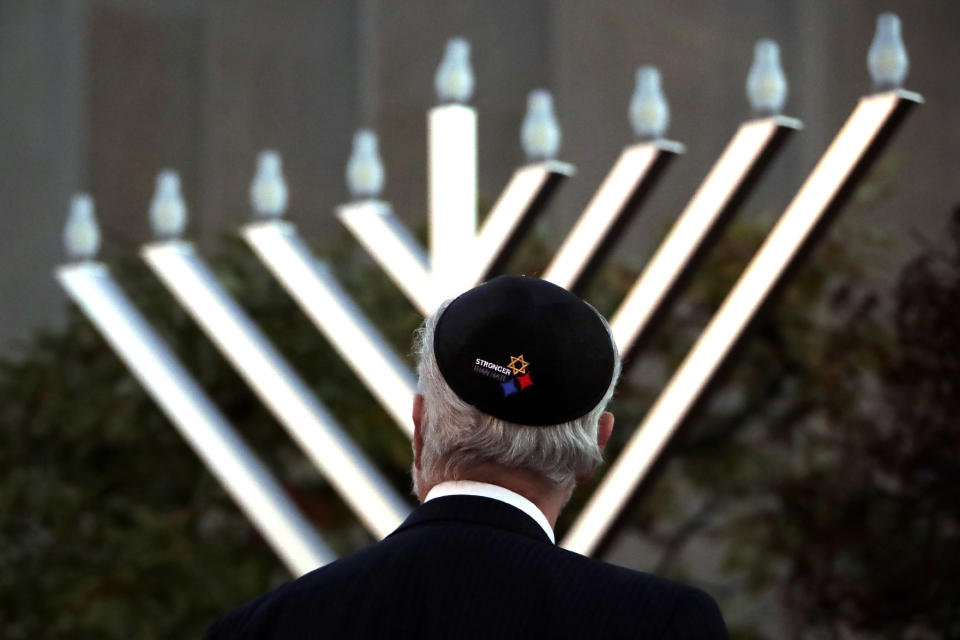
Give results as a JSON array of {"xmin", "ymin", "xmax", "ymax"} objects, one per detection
[
  {"xmin": 346, "ymin": 129, "xmax": 386, "ymax": 199},
  {"xmin": 149, "ymin": 169, "xmax": 187, "ymax": 239},
  {"xmin": 63, "ymin": 193, "xmax": 100, "ymax": 260},
  {"xmin": 250, "ymin": 150, "xmax": 289, "ymax": 217},
  {"xmin": 629, "ymin": 66, "xmax": 669, "ymax": 140},
  {"xmin": 521, "ymin": 89, "xmax": 561, "ymax": 162},
  {"xmin": 434, "ymin": 37, "xmax": 474, "ymax": 104},
  {"xmin": 868, "ymin": 12, "xmax": 909, "ymax": 91},
  {"xmin": 746, "ymin": 39, "xmax": 788, "ymax": 116}
]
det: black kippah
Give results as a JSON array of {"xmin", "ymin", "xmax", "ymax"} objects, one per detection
[{"xmin": 432, "ymin": 275, "xmax": 616, "ymax": 426}]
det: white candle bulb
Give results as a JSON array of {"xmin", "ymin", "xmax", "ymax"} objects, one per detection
[
  {"xmin": 521, "ymin": 89, "xmax": 561, "ymax": 161},
  {"xmin": 250, "ymin": 150, "xmax": 288, "ymax": 217},
  {"xmin": 746, "ymin": 39, "xmax": 788, "ymax": 115},
  {"xmin": 629, "ymin": 66, "xmax": 670, "ymax": 140},
  {"xmin": 64, "ymin": 193, "xmax": 100, "ymax": 259},
  {"xmin": 149, "ymin": 169, "xmax": 187, "ymax": 238},
  {"xmin": 434, "ymin": 37, "xmax": 474, "ymax": 104},
  {"xmin": 346, "ymin": 129, "xmax": 385, "ymax": 199},
  {"xmin": 868, "ymin": 13, "xmax": 909, "ymax": 90}
]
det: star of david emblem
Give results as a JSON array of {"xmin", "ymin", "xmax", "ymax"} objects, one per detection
[{"xmin": 507, "ymin": 354, "xmax": 529, "ymax": 375}]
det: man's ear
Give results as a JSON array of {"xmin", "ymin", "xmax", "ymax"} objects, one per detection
[
  {"xmin": 597, "ymin": 411, "xmax": 614, "ymax": 452},
  {"xmin": 576, "ymin": 411, "xmax": 615, "ymax": 485},
  {"xmin": 412, "ymin": 394, "xmax": 424, "ymax": 470}
]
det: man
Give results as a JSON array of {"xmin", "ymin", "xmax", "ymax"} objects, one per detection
[{"xmin": 206, "ymin": 275, "xmax": 729, "ymax": 639}]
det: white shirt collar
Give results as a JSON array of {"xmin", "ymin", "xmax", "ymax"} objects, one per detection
[{"xmin": 424, "ymin": 480, "xmax": 555, "ymax": 543}]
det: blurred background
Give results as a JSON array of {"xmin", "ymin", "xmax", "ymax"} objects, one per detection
[{"xmin": 2, "ymin": 1, "xmax": 958, "ymax": 638}]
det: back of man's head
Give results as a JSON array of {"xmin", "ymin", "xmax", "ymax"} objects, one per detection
[{"xmin": 413, "ymin": 275, "xmax": 621, "ymax": 495}]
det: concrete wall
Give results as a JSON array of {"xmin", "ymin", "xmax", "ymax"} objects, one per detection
[{"xmin": 0, "ymin": 1, "xmax": 84, "ymax": 351}]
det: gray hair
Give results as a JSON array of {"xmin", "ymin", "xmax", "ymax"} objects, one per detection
[{"xmin": 413, "ymin": 300, "xmax": 621, "ymax": 494}]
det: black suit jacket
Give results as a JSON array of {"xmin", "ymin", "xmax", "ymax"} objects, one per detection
[{"xmin": 206, "ymin": 495, "xmax": 729, "ymax": 639}]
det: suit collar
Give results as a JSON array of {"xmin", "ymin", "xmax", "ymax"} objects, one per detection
[
  {"xmin": 424, "ymin": 481, "xmax": 555, "ymax": 542},
  {"xmin": 390, "ymin": 495, "xmax": 553, "ymax": 545}
]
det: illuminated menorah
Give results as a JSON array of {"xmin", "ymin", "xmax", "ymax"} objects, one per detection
[{"xmin": 58, "ymin": 14, "xmax": 920, "ymax": 574}]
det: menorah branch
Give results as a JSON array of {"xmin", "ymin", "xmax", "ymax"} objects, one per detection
[
  {"xmin": 142, "ymin": 240, "xmax": 412, "ymax": 539},
  {"xmin": 562, "ymin": 90, "xmax": 921, "ymax": 557},
  {"xmin": 57, "ymin": 262, "xmax": 333, "ymax": 575}
]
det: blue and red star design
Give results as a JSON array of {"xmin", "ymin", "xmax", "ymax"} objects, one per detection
[{"xmin": 502, "ymin": 355, "xmax": 534, "ymax": 397}]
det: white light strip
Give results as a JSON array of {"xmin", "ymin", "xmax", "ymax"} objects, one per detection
[
  {"xmin": 563, "ymin": 91, "xmax": 921, "ymax": 557},
  {"xmin": 142, "ymin": 241, "xmax": 411, "ymax": 539},
  {"xmin": 468, "ymin": 161, "xmax": 574, "ymax": 286},
  {"xmin": 242, "ymin": 220, "xmax": 417, "ymax": 438},
  {"xmin": 57, "ymin": 262, "xmax": 333, "ymax": 576},
  {"xmin": 338, "ymin": 200, "xmax": 438, "ymax": 315},
  {"xmin": 429, "ymin": 104, "xmax": 478, "ymax": 300},
  {"xmin": 611, "ymin": 117, "xmax": 801, "ymax": 356},
  {"xmin": 543, "ymin": 140, "xmax": 685, "ymax": 292}
]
